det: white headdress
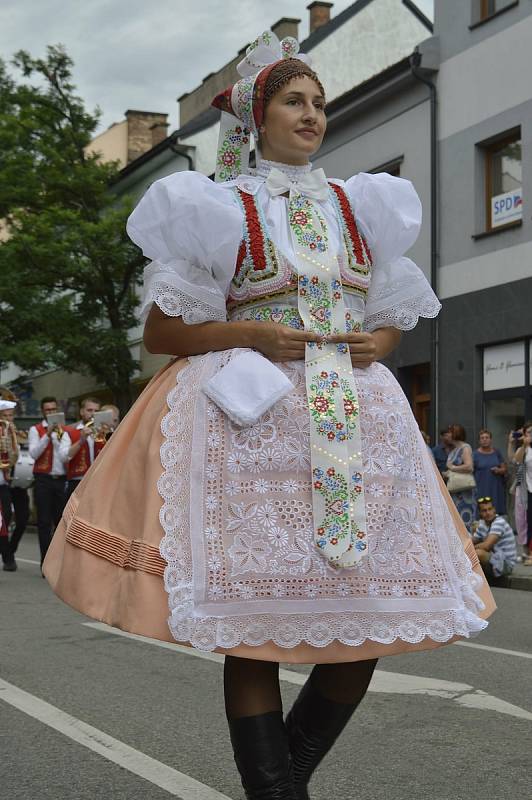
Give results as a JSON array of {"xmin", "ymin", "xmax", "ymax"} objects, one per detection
[{"xmin": 211, "ymin": 30, "xmax": 313, "ymax": 181}]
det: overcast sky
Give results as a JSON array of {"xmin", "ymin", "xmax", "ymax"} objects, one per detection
[{"xmin": 0, "ymin": 0, "xmax": 433, "ymax": 135}]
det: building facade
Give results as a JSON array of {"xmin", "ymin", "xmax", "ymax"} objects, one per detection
[{"xmin": 436, "ymin": 0, "xmax": 532, "ymax": 450}]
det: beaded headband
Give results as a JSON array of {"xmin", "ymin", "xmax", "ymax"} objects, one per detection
[{"xmin": 211, "ymin": 30, "xmax": 314, "ymax": 182}]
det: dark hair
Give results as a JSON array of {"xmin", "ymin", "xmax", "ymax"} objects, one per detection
[
  {"xmin": 263, "ymin": 59, "xmax": 325, "ymax": 109},
  {"xmin": 80, "ymin": 396, "xmax": 101, "ymax": 409},
  {"xmin": 478, "ymin": 428, "xmax": 492, "ymax": 437},
  {"xmin": 40, "ymin": 396, "xmax": 57, "ymax": 408},
  {"xmin": 448, "ymin": 424, "xmax": 466, "ymax": 441},
  {"xmin": 439, "ymin": 428, "xmax": 450, "ymax": 437}
]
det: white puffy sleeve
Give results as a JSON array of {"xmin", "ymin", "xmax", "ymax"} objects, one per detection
[
  {"xmin": 127, "ymin": 171, "xmax": 243, "ymax": 323},
  {"xmin": 345, "ymin": 172, "xmax": 441, "ymax": 331}
]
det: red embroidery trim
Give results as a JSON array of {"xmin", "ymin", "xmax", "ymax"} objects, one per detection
[
  {"xmin": 235, "ymin": 239, "xmax": 247, "ymax": 278},
  {"xmin": 329, "ymin": 183, "xmax": 373, "ymax": 266},
  {"xmin": 238, "ymin": 189, "xmax": 267, "ymax": 271}
]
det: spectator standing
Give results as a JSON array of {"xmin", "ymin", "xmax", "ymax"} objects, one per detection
[
  {"xmin": 474, "ymin": 497, "xmax": 517, "ymax": 580},
  {"xmin": 473, "ymin": 429, "xmax": 507, "ymax": 515},
  {"xmin": 507, "ymin": 426, "xmax": 529, "ymax": 559},
  {"xmin": 0, "ymin": 399, "xmax": 31, "ymax": 571},
  {"xmin": 432, "ymin": 428, "xmax": 453, "ymax": 475},
  {"xmin": 60, "ymin": 397, "xmax": 101, "ymax": 501},
  {"xmin": 446, "ymin": 424, "xmax": 476, "ymax": 532},
  {"xmin": 28, "ymin": 396, "xmax": 66, "ymax": 566},
  {"xmin": 512, "ymin": 423, "xmax": 532, "ymax": 566}
]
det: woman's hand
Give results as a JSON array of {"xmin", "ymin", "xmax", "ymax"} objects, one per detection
[
  {"xmin": 328, "ymin": 332, "xmax": 377, "ymax": 368},
  {"xmin": 252, "ymin": 322, "xmax": 324, "ymax": 361}
]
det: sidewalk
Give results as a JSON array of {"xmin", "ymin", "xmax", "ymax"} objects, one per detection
[
  {"xmin": 491, "ymin": 560, "xmax": 532, "ymax": 592},
  {"xmin": 13, "ymin": 528, "xmax": 532, "ymax": 592}
]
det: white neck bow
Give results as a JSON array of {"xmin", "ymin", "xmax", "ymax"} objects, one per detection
[{"xmin": 265, "ymin": 167, "xmax": 330, "ymax": 202}]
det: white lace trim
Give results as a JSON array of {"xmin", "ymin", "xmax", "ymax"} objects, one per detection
[
  {"xmin": 149, "ymin": 282, "xmax": 226, "ymax": 324},
  {"xmin": 364, "ymin": 289, "xmax": 441, "ymax": 332},
  {"xmin": 158, "ymin": 356, "xmax": 488, "ymax": 653},
  {"xmin": 254, "ymin": 159, "xmax": 312, "ymax": 180}
]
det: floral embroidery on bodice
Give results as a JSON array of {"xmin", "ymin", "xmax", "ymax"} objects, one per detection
[{"xmin": 226, "ymin": 162, "xmax": 373, "ymax": 317}]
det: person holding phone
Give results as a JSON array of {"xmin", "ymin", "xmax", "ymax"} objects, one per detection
[
  {"xmin": 28, "ymin": 396, "xmax": 67, "ymax": 565},
  {"xmin": 511, "ymin": 422, "xmax": 532, "ymax": 565},
  {"xmin": 60, "ymin": 397, "xmax": 101, "ymax": 500}
]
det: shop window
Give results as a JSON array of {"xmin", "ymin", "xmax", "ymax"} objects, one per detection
[
  {"xmin": 473, "ymin": 0, "xmax": 518, "ymax": 24},
  {"xmin": 482, "ymin": 340, "xmax": 532, "ymax": 451},
  {"xmin": 484, "ymin": 396, "xmax": 525, "ymax": 451},
  {"xmin": 482, "ymin": 130, "xmax": 522, "ymax": 232}
]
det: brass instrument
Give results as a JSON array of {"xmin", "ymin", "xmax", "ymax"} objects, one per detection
[{"xmin": 0, "ymin": 419, "xmax": 19, "ymax": 479}]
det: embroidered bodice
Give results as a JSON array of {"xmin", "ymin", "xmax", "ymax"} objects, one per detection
[
  {"xmin": 227, "ymin": 166, "xmax": 372, "ymax": 322},
  {"xmin": 127, "ymin": 164, "xmax": 441, "ymax": 332}
]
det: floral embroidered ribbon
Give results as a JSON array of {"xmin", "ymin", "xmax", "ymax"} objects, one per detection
[{"xmin": 265, "ymin": 169, "xmax": 368, "ymax": 568}]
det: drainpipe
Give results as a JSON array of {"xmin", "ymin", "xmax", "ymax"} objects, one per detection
[
  {"xmin": 410, "ymin": 45, "xmax": 439, "ymax": 442},
  {"xmin": 169, "ymin": 135, "xmax": 194, "ymax": 171}
]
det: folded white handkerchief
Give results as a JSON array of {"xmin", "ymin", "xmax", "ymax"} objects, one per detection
[{"xmin": 202, "ymin": 351, "xmax": 294, "ymax": 427}]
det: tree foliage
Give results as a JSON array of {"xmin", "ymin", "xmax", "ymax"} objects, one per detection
[{"xmin": 0, "ymin": 46, "xmax": 145, "ymax": 414}]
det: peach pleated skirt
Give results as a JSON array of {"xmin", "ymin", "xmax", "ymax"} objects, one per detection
[{"xmin": 44, "ymin": 357, "xmax": 495, "ymax": 663}]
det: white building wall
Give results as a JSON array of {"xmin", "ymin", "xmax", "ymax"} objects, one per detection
[
  {"xmin": 180, "ymin": 122, "xmax": 220, "ymax": 177},
  {"xmin": 311, "ymin": 0, "xmax": 429, "ymax": 104},
  {"xmin": 438, "ymin": 14, "xmax": 532, "ymax": 140}
]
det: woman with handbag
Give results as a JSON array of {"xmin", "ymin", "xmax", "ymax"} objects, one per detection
[{"xmin": 446, "ymin": 424, "xmax": 476, "ymax": 532}]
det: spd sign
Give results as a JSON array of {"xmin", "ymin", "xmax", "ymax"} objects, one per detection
[{"xmin": 491, "ymin": 187, "xmax": 522, "ymax": 228}]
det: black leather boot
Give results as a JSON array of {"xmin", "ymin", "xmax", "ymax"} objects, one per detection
[
  {"xmin": 228, "ymin": 710, "xmax": 297, "ymax": 800},
  {"xmin": 285, "ymin": 680, "xmax": 357, "ymax": 800}
]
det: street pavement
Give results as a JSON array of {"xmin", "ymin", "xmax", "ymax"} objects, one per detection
[{"xmin": 1, "ymin": 533, "xmax": 531, "ymax": 800}]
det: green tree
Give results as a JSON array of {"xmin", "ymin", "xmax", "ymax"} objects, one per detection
[{"xmin": 0, "ymin": 46, "xmax": 145, "ymax": 415}]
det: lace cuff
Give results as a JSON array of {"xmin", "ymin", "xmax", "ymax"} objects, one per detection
[
  {"xmin": 139, "ymin": 257, "xmax": 229, "ymax": 325},
  {"xmin": 142, "ymin": 282, "xmax": 227, "ymax": 324},
  {"xmin": 363, "ymin": 257, "xmax": 441, "ymax": 332},
  {"xmin": 364, "ymin": 288, "xmax": 441, "ymax": 332}
]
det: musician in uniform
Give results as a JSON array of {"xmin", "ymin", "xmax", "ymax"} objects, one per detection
[
  {"xmin": 0, "ymin": 394, "xmax": 31, "ymax": 571},
  {"xmin": 60, "ymin": 397, "xmax": 101, "ymax": 500},
  {"xmin": 0, "ymin": 398, "xmax": 19, "ymax": 570},
  {"xmin": 28, "ymin": 396, "xmax": 67, "ymax": 566}
]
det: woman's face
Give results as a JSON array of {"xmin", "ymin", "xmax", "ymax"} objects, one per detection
[
  {"xmin": 479, "ymin": 432, "xmax": 492, "ymax": 448},
  {"xmin": 259, "ymin": 75, "xmax": 326, "ymax": 165}
]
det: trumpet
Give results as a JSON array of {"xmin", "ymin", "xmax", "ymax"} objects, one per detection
[{"xmin": 0, "ymin": 419, "xmax": 19, "ymax": 478}]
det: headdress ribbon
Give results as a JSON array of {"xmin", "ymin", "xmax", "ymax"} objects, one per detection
[{"xmin": 211, "ymin": 30, "xmax": 312, "ymax": 182}]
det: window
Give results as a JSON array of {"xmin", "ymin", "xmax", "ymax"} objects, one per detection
[
  {"xmin": 475, "ymin": 0, "xmax": 518, "ymax": 23},
  {"xmin": 369, "ymin": 157, "xmax": 403, "ymax": 177},
  {"xmin": 482, "ymin": 339, "xmax": 532, "ymax": 450},
  {"xmin": 483, "ymin": 130, "xmax": 522, "ymax": 231}
]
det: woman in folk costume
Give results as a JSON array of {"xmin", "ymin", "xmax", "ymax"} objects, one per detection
[{"xmin": 44, "ymin": 32, "xmax": 495, "ymax": 800}]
